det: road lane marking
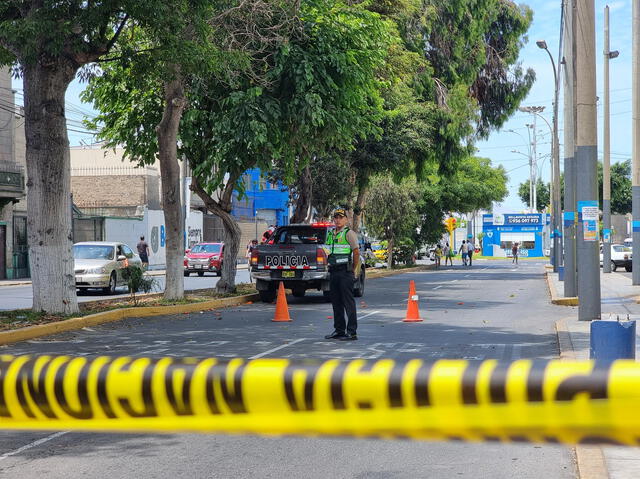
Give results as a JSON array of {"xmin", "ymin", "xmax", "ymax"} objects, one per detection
[
  {"xmin": 464, "ymin": 274, "xmax": 470, "ymax": 277},
  {"xmin": 359, "ymin": 310, "xmax": 380, "ymax": 320},
  {"xmin": 433, "ymin": 285, "xmax": 442, "ymax": 290},
  {"xmin": 449, "ymin": 280, "xmax": 458, "ymax": 283},
  {"xmin": 249, "ymin": 338, "xmax": 306, "ymax": 359},
  {"xmin": 0, "ymin": 431, "xmax": 69, "ymax": 461}
]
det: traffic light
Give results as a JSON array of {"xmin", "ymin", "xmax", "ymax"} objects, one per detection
[{"xmin": 444, "ymin": 217, "xmax": 457, "ymax": 233}]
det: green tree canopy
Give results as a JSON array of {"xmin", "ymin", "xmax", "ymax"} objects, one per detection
[{"xmin": 517, "ymin": 178, "xmax": 551, "ymax": 212}]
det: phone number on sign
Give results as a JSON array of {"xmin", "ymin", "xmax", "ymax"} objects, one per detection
[{"xmin": 507, "ymin": 217, "xmax": 539, "ymax": 224}]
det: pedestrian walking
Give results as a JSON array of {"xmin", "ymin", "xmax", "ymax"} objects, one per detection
[
  {"xmin": 444, "ymin": 242, "xmax": 454, "ymax": 266},
  {"xmin": 512, "ymin": 242, "xmax": 519, "ymax": 264},
  {"xmin": 467, "ymin": 239, "xmax": 474, "ymax": 266},
  {"xmin": 136, "ymin": 236, "xmax": 150, "ymax": 270},
  {"xmin": 246, "ymin": 239, "xmax": 258, "ymax": 265},
  {"xmin": 434, "ymin": 244, "xmax": 442, "ymax": 269},
  {"xmin": 324, "ymin": 208, "xmax": 360, "ymax": 341},
  {"xmin": 459, "ymin": 240, "xmax": 469, "ymax": 266}
]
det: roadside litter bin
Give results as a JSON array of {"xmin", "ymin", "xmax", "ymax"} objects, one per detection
[
  {"xmin": 590, "ymin": 319, "xmax": 636, "ymax": 360},
  {"xmin": 558, "ymin": 265, "xmax": 564, "ymax": 281}
]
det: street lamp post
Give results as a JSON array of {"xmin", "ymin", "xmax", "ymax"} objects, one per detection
[
  {"xmin": 519, "ymin": 107, "xmax": 545, "ymax": 215},
  {"xmin": 603, "ymin": 6, "xmax": 619, "ymax": 273},
  {"xmin": 536, "ymin": 39, "xmax": 563, "ymax": 273}
]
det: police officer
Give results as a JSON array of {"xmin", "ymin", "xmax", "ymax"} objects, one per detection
[{"xmin": 324, "ymin": 208, "xmax": 360, "ymax": 341}]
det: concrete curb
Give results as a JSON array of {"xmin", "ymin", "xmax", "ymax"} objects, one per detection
[
  {"xmin": 0, "ymin": 265, "xmax": 251, "ymax": 288},
  {"xmin": 546, "ymin": 271, "xmax": 579, "ymax": 306},
  {"xmin": 555, "ymin": 319, "xmax": 608, "ymax": 479},
  {"xmin": 0, "ymin": 293, "xmax": 260, "ymax": 346}
]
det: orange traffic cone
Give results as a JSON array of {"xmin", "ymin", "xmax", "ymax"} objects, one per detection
[
  {"xmin": 272, "ymin": 282, "xmax": 292, "ymax": 322},
  {"xmin": 403, "ymin": 280, "xmax": 423, "ymax": 322}
]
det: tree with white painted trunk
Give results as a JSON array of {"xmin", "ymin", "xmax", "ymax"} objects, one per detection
[{"xmin": 0, "ymin": 2, "xmax": 155, "ymax": 313}]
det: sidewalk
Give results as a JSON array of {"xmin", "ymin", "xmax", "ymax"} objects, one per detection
[
  {"xmin": 0, "ymin": 263, "xmax": 250, "ymax": 288},
  {"xmin": 550, "ymin": 269, "xmax": 640, "ymax": 479}
]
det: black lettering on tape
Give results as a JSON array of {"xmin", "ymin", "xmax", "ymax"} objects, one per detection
[
  {"xmin": 330, "ymin": 363, "xmax": 349, "ymax": 410},
  {"xmin": 527, "ymin": 360, "xmax": 549, "ymax": 402},
  {"xmin": 265, "ymin": 256, "xmax": 273, "ymax": 267},
  {"xmin": 96, "ymin": 360, "xmax": 117, "ymax": 418},
  {"xmin": 555, "ymin": 361, "xmax": 611, "ymax": 401},
  {"xmin": 0, "ymin": 357, "xmax": 10, "ymax": 417},
  {"xmin": 489, "ymin": 363, "xmax": 510, "ymax": 403},
  {"xmin": 205, "ymin": 362, "xmax": 247, "ymax": 414},
  {"xmin": 54, "ymin": 359, "xmax": 93, "ymax": 419},
  {"xmin": 413, "ymin": 362, "xmax": 433, "ymax": 407},
  {"xmin": 462, "ymin": 362, "xmax": 481, "ymax": 405},
  {"xmin": 117, "ymin": 361, "xmax": 158, "ymax": 418},
  {"xmin": 165, "ymin": 362, "xmax": 195, "ymax": 416},
  {"xmin": 284, "ymin": 364, "xmax": 319, "ymax": 411},
  {"xmin": 17, "ymin": 359, "xmax": 56, "ymax": 419},
  {"xmin": 388, "ymin": 362, "xmax": 406, "ymax": 408}
]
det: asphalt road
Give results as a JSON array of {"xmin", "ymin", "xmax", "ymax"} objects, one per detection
[
  {"xmin": 0, "ymin": 270, "xmax": 251, "ymax": 310},
  {"xmin": 0, "ymin": 260, "xmax": 576, "ymax": 479}
]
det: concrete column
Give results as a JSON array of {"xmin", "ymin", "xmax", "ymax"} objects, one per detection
[
  {"xmin": 633, "ymin": 0, "xmax": 640, "ymax": 284},
  {"xmin": 563, "ymin": 0, "xmax": 577, "ymax": 297},
  {"xmin": 603, "ymin": 5, "xmax": 612, "ymax": 273},
  {"xmin": 575, "ymin": 0, "xmax": 601, "ymax": 320}
]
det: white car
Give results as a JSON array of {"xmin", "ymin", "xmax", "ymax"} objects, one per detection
[
  {"xmin": 599, "ymin": 244, "xmax": 632, "ymax": 272},
  {"xmin": 74, "ymin": 242, "xmax": 142, "ymax": 294}
]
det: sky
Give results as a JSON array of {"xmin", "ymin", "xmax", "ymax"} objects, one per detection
[
  {"xmin": 475, "ymin": 0, "xmax": 633, "ymax": 213},
  {"xmin": 11, "ymin": 1, "xmax": 634, "ymax": 214}
]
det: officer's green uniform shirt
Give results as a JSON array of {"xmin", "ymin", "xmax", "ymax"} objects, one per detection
[{"xmin": 326, "ymin": 227, "xmax": 359, "ymax": 266}]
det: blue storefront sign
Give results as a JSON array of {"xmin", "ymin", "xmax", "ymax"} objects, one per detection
[{"xmin": 482, "ymin": 214, "xmax": 545, "ymax": 258}]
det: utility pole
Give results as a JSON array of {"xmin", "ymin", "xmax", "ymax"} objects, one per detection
[
  {"xmin": 633, "ymin": 0, "xmax": 640, "ymax": 284},
  {"xmin": 603, "ymin": 6, "xmax": 620, "ymax": 274},
  {"xmin": 531, "ymin": 115, "xmax": 538, "ymax": 213},
  {"xmin": 537, "ymin": 36, "xmax": 563, "ymax": 274},
  {"xmin": 520, "ymin": 106, "xmax": 546, "ymax": 213},
  {"xmin": 575, "ymin": 0, "xmax": 600, "ymax": 320},
  {"xmin": 563, "ymin": 0, "xmax": 577, "ymax": 297}
]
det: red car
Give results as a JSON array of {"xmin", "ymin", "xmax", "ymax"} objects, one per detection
[{"xmin": 184, "ymin": 242, "xmax": 224, "ymax": 277}]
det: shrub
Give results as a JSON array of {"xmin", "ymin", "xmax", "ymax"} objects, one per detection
[{"xmin": 121, "ymin": 265, "xmax": 157, "ymax": 306}]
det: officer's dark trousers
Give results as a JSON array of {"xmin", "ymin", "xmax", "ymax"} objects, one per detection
[{"xmin": 330, "ymin": 267, "xmax": 357, "ymax": 335}]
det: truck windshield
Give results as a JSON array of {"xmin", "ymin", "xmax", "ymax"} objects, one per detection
[{"xmin": 272, "ymin": 227, "xmax": 329, "ymax": 245}]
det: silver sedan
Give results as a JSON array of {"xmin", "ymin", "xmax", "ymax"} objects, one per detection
[{"xmin": 74, "ymin": 242, "xmax": 142, "ymax": 294}]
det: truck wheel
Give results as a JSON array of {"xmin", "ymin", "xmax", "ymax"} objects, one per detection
[
  {"xmin": 322, "ymin": 290, "xmax": 332, "ymax": 302},
  {"xmin": 292, "ymin": 288, "xmax": 305, "ymax": 298},
  {"xmin": 354, "ymin": 271, "xmax": 365, "ymax": 297},
  {"xmin": 259, "ymin": 289, "xmax": 277, "ymax": 303},
  {"xmin": 612, "ymin": 261, "xmax": 617, "ymax": 272},
  {"xmin": 626, "ymin": 264, "xmax": 632, "ymax": 272},
  {"xmin": 184, "ymin": 271, "xmax": 190, "ymax": 277},
  {"xmin": 197, "ymin": 271, "xmax": 205, "ymax": 277}
]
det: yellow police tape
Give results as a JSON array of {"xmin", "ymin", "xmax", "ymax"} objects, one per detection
[{"xmin": 2, "ymin": 354, "xmax": 640, "ymax": 445}]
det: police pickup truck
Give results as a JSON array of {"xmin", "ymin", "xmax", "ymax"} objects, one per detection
[{"xmin": 249, "ymin": 223, "xmax": 366, "ymax": 302}]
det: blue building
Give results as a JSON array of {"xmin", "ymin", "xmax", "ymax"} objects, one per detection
[
  {"xmin": 482, "ymin": 213, "xmax": 548, "ymax": 258},
  {"xmin": 232, "ymin": 168, "xmax": 290, "ymax": 226}
]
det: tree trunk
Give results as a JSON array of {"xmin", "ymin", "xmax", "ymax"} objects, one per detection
[
  {"xmin": 23, "ymin": 63, "xmax": 79, "ymax": 314},
  {"xmin": 157, "ymin": 71, "xmax": 186, "ymax": 301},
  {"xmin": 191, "ymin": 176, "xmax": 240, "ymax": 294},
  {"xmin": 290, "ymin": 165, "xmax": 313, "ymax": 223},
  {"xmin": 387, "ymin": 236, "xmax": 395, "ymax": 269},
  {"xmin": 215, "ymin": 207, "xmax": 241, "ymax": 293},
  {"xmin": 352, "ymin": 185, "xmax": 368, "ymax": 233}
]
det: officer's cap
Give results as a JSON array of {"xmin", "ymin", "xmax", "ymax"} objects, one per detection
[{"xmin": 333, "ymin": 208, "xmax": 347, "ymax": 218}]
